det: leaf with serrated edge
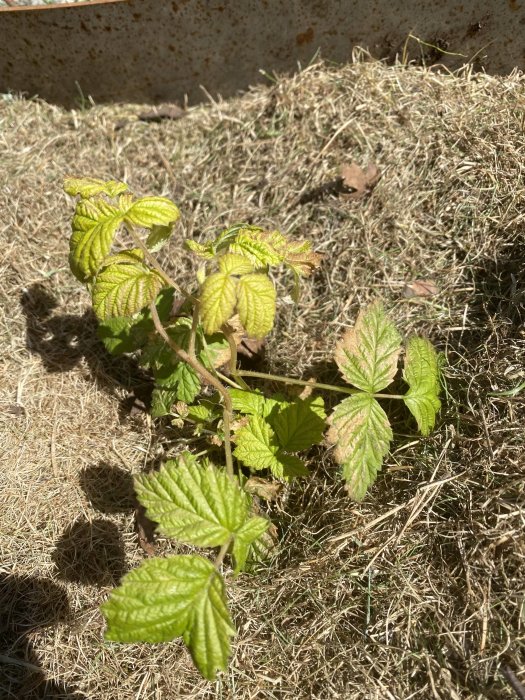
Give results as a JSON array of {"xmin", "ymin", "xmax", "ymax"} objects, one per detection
[
  {"xmin": 102, "ymin": 554, "xmax": 234, "ymax": 680},
  {"xmin": 271, "ymin": 396, "xmax": 326, "ymax": 452},
  {"xmin": 100, "ymin": 248, "xmax": 144, "ymax": 267},
  {"xmin": 123, "ymin": 196, "xmax": 180, "ymax": 229},
  {"xmin": 200, "ymin": 272, "xmax": 238, "ymax": 334},
  {"xmin": 135, "ymin": 453, "xmax": 253, "ymax": 547},
  {"xmin": 92, "ymin": 261, "xmax": 165, "ymax": 319},
  {"xmin": 230, "ymin": 389, "xmax": 278, "ymax": 418},
  {"xmin": 335, "ymin": 301, "xmax": 402, "ymax": 393},
  {"xmin": 218, "ymin": 253, "xmax": 254, "ymax": 275},
  {"xmin": 328, "ymin": 393, "xmax": 392, "ymax": 501},
  {"xmin": 145, "ymin": 223, "xmax": 175, "ymax": 253},
  {"xmin": 154, "ymin": 361, "xmax": 201, "ymax": 404},
  {"xmin": 182, "ymin": 563, "xmax": 235, "ymax": 680},
  {"xmin": 232, "ymin": 516, "xmax": 269, "ymax": 574},
  {"xmin": 69, "ymin": 198, "xmax": 123, "ymax": 281},
  {"xmin": 151, "ymin": 388, "xmax": 179, "ymax": 417},
  {"xmin": 236, "ymin": 273, "xmax": 276, "ymax": 339},
  {"xmin": 403, "ymin": 337, "xmax": 441, "ymax": 435},
  {"xmin": 64, "ymin": 177, "xmax": 128, "ymax": 199},
  {"xmin": 234, "ymin": 415, "xmax": 309, "ymax": 481}
]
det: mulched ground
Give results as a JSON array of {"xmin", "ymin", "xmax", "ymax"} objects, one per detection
[{"xmin": 1, "ymin": 56, "xmax": 524, "ymax": 699}]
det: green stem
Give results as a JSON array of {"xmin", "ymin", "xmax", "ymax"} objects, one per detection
[
  {"xmin": 149, "ymin": 302, "xmax": 235, "ymax": 480},
  {"xmin": 236, "ymin": 369, "xmax": 358, "ymax": 395},
  {"xmin": 223, "ymin": 326, "xmax": 250, "ymax": 390},
  {"xmin": 214, "ymin": 537, "xmax": 232, "ymax": 569},
  {"xmin": 237, "ymin": 370, "xmax": 405, "ymax": 400}
]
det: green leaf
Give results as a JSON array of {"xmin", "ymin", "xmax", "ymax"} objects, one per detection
[
  {"xmin": 403, "ymin": 337, "xmax": 441, "ymax": 435},
  {"xmin": 234, "ymin": 415, "xmax": 309, "ymax": 481},
  {"xmin": 236, "ymin": 273, "xmax": 276, "ymax": 339},
  {"xmin": 230, "ymin": 389, "xmax": 271, "ymax": 417},
  {"xmin": 92, "ymin": 261, "xmax": 165, "ymax": 319},
  {"xmin": 218, "ymin": 253, "xmax": 255, "ymax": 275},
  {"xmin": 102, "ymin": 554, "xmax": 234, "ymax": 680},
  {"xmin": 185, "ymin": 239, "xmax": 215, "ymax": 259},
  {"xmin": 232, "ymin": 516, "xmax": 269, "ymax": 575},
  {"xmin": 327, "ymin": 393, "xmax": 392, "ymax": 501},
  {"xmin": 154, "ymin": 361, "xmax": 201, "ymax": 404},
  {"xmin": 64, "ymin": 177, "xmax": 128, "ymax": 199},
  {"xmin": 97, "ymin": 288, "xmax": 175, "ymax": 355},
  {"xmin": 145, "ymin": 223, "xmax": 175, "ymax": 252},
  {"xmin": 271, "ymin": 396, "xmax": 326, "ymax": 452},
  {"xmin": 69, "ymin": 198, "xmax": 123, "ymax": 281},
  {"xmin": 151, "ymin": 388, "xmax": 179, "ymax": 417},
  {"xmin": 200, "ymin": 272, "xmax": 238, "ymax": 334},
  {"xmin": 100, "ymin": 248, "xmax": 144, "ymax": 267},
  {"xmin": 230, "ymin": 228, "xmax": 285, "ymax": 268},
  {"xmin": 134, "ymin": 453, "xmax": 254, "ymax": 547},
  {"xmin": 123, "ymin": 196, "xmax": 180, "ymax": 229},
  {"xmin": 335, "ymin": 301, "xmax": 402, "ymax": 393}
]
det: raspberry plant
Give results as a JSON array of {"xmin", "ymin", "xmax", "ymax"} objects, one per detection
[{"xmin": 64, "ymin": 177, "xmax": 442, "ymax": 680}]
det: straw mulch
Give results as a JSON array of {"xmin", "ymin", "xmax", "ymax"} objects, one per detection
[{"xmin": 1, "ymin": 54, "xmax": 524, "ymax": 699}]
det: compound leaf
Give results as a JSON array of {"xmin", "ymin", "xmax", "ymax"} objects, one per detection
[
  {"xmin": 236, "ymin": 273, "xmax": 276, "ymax": 339},
  {"xmin": 271, "ymin": 396, "xmax": 326, "ymax": 452},
  {"xmin": 335, "ymin": 301, "xmax": 402, "ymax": 393},
  {"xmin": 328, "ymin": 393, "xmax": 392, "ymax": 501},
  {"xmin": 200, "ymin": 272, "xmax": 237, "ymax": 334},
  {"xmin": 64, "ymin": 176, "xmax": 128, "ymax": 199},
  {"xmin": 134, "ymin": 453, "xmax": 253, "ymax": 547},
  {"xmin": 69, "ymin": 198, "xmax": 123, "ymax": 281},
  {"xmin": 234, "ymin": 415, "xmax": 309, "ymax": 481},
  {"xmin": 123, "ymin": 196, "xmax": 180, "ymax": 229},
  {"xmin": 230, "ymin": 228, "xmax": 284, "ymax": 268},
  {"xmin": 92, "ymin": 261, "xmax": 165, "ymax": 319},
  {"xmin": 403, "ymin": 336, "xmax": 441, "ymax": 435},
  {"xmin": 102, "ymin": 554, "xmax": 234, "ymax": 680},
  {"xmin": 231, "ymin": 516, "xmax": 269, "ymax": 575}
]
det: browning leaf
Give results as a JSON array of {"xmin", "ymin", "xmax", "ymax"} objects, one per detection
[{"xmin": 340, "ymin": 162, "xmax": 381, "ymax": 200}]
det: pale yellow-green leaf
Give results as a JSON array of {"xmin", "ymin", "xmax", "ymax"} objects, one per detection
[
  {"xmin": 64, "ymin": 177, "xmax": 128, "ymax": 199},
  {"xmin": 218, "ymin": 253, "xmax": 255, "ymax": 275},
  {"xmin": 185, "ymin": 239, "xmax": 215, "ymax": 259},
  {"xmin": 99, "ymin": 248, "xmax": 144, "ymax": 267},
  {"xmin": 403, "ymin": 336, "xmax": 441, "ymax": 435},
  {"xmin": 200, "ymin": 272, "xmax": 238, "ymax": 334},
  {"xmin": 69, "ymin": 198, "xmax": 123, "ymax": 281},
  {"xmin": 92, "ymin": 261, "xmax": 165, "ymax": 319},
  {"xmin": 236, "ymin": 273, "xmax": 276, "ymax": 339},
  {"xmin": 123, "ymin": 196, "xmax": 180, "ymax": 229},
  {"xmin": 335, "ymin": 301, "xmax": 402, "ymax": 393},
  {"xmin": 327, "ymin": 393, "xmax": 392, "ymax": 501}
]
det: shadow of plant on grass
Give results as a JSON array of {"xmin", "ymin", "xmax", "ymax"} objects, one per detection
[
  {"xmin": 78, "ymin": 462, "xmax": 136, "ymax": 514},
  {"xmin": 52, "ymin": 518, "xmax": 126, "ymax": 586},
  {"xmin": 0, "ymin": 572, "xmax": 85, "ymax": 699},
  {"xmin": 19, "ymin": 283, "xmax": 153, "ymax": 421}
]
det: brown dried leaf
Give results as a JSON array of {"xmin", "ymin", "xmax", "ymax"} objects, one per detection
[
  {"xmin": 340, "ymin": 162, "xmax": 381, "ymax": 200},
  {"xmin": 243, "ymin": 477, "xmax": 284, "ymax": 501},
  {"xmin": 403, "ymin": 279, "xmax": 439, "ymax": 298}
]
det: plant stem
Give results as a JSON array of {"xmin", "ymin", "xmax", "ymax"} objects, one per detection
[
  {"xmin": 236, "ymin": 370, "xmax": 406, "ymax": 400},
  {"xmin": 236, "ymin": 369, "xmax": 358, "ymax": 395},
  {"xmin": 223, "ymin": 326, "xmax": 250, "ymax": 390},
  {"xmin": 214, "ymin": 538, "xmax": 232, "ymax": 570},
  {"xmin": 127, "ymin": 223, "xmax": 195, "ymax": 302},
  {"xmin": 149, "ymin": 302, "xmax": 235, "ymax": 480},
  {"xmin": 188, "ymin": 302, "xmax": 200, "ymax": 357}
]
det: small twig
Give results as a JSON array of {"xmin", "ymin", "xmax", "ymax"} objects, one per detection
[
  {"xmin": 214, "ymin": 537, "xmax": 232, "ymax": 570},
  {"xmin": 237, "ymin": 369, "xmax": 357, "ymax": 395}
]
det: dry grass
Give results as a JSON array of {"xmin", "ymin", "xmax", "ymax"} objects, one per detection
[{"xmin": 1, "ymin": 53, "xmax": 524, "ymax": 699}]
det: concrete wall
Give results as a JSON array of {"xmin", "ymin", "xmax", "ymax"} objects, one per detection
[{"xmin": 1, "ymin": 0, "xmax": 524, "ymax": 107}]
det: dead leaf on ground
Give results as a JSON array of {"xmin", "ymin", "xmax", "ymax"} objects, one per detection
[
  {"xmin": 340, "ymin": 162, "xmax": 381, "ymax": 200},
  {"xmin": 115, "ymin": 104, "xmax": 185, "ymax": 130},
  {"xmin": 244, "ymin": 476, "xmax": 284, "ymax": 501},
  {"xmin": 403, "ymin": 279, "xmax": 439, "ymax": 298}
]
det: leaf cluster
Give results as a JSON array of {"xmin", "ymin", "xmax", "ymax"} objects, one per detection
[{"xmin": 64, "ymin": 178, "xmax": 442, "ymax": 681}]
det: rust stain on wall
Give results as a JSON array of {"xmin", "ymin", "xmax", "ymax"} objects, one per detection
[{"xmin": 296, "ymin": 27, "xmax": 314, "ymax": 45}]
